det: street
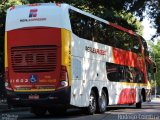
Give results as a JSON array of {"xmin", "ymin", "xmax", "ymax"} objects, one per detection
[{"xmin": 0, "ymin": 99, "xmax": 160, "ymax": 120}]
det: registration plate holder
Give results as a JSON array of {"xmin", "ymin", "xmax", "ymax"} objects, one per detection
[{"xmin": 28, "ymin": 95, "xmax": 39, "ymax": 100}]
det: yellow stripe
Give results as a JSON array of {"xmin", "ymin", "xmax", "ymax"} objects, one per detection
[
  {"xmin": 120, "ymin": 82, "xmax": 148, "ymax": 87},
  {"xmin": 14, "ymin": 89, "xmax": 55, "ymax": 92},
  {"xmin": 5, "ymin": 32, "xmax": 8, "ymax": 68},
  {"xmin": 61, "ymin": 29, "xmax": 72, "ymax": 86}
]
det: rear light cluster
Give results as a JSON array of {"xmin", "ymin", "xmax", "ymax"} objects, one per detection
[
  {"xmin": 5, "ymin": 67, "xmax": 13, "ymax": 90},
  {"xmin": 58, "ymin": 65, "xmax": 69, "ymax": 89}
]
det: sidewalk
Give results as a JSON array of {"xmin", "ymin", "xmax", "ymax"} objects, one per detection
[
  {"xmin": 151, "ymin": 98, "xmax": 160, "ymax": 102},
  {"xmin": 151, "ymin": 95, "xmax": 160, "ymax": 102}
]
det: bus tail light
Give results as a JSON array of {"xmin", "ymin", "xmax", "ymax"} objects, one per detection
[
  {"xmin": 5, "ymin": 68, "xmax": 13, "ymax": 90},
  {"xmin": 58, "ymin": 65, "xmax": 69, "ymax": 88}
]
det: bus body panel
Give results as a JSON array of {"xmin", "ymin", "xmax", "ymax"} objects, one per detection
[
  {"xmin": 5, "ymin": 4, "xmax": 72, "ymax": 107},
  {"xmin": 5, "ymin": 32, "xmax": 8, "ymax": 68},
  {"xmin": 7, "ymin": 27, "xmax": 61, "ymax": 91},
  {"xmin": 5, "ymin": 3, "xmax": 152, "ymax": 109},
  {"xmin": 6, "ymin": 3, "xmax": 71, "ymax": 32},
  {"xmin": 6, "ymin": 28, "xmax": 72, "ymax": 107},
  {"xmin": 61, "ymin": 29, "xmax": 72, "ymax": 86},
  {"xmin": 70, "ymin": 33, "xmax": 147, "ymax": 107}
]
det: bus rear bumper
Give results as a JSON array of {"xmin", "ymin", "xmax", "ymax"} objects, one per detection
[{"xmin": 6, "ymin": 87, "xmax": 71, "ymax": 108}]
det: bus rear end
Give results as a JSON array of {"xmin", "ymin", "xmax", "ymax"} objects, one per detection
[{"xmin": 5, "ymin": 3, "xmax": 71, "ymax": 111}]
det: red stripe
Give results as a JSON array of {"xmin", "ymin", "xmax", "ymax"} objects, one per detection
[
  {"xmin": 109, "ymin": 22, "xmax": 135, "ymax": 35},
  {"xmin": 117, "ymin": 88, "xmax": 136, "ymax": 104}
]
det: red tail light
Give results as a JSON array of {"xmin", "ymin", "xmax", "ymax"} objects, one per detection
[
  {"xmin": 57, "ymin": 65, "xmax": 69, "ymax": 89},
  {"xmin": 61, "ymin": 66, "xmax": 68, "ymax": 80},
  {"xmin": 5, "ymin": 67, "xmax": 13, "ymax": 90}
]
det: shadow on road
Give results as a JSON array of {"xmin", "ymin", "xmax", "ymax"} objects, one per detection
[
  {"xmin": 16, "ymin": 101, "xmax": 160, "ymax": 119},
  {"xmin": 19, "ymin": 106, "xmax": 137, "ymax": 119}
]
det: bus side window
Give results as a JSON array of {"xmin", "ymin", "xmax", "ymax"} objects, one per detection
[
  {"xmin": 140, "ymin": 36, "xmax": 149, "ymax": 56},
  {"xmin": 134, "ymin": 68, "xmax": 145, "ymax": 83},
  {"xmin": 69, "ymin": 9, "xmax": 141, "ymax": 54},
  {"xmin": 106, "ymin": 62, "xmax": 124, "ymax": 82},
  {"xmin": 124, "ymin": 67, "xmax": 134, "ymax": 83},
  {"xmin": 131, "ymin": 36, "xmax": 141, "ymax": 53},
  {"xmin": 105, "ymin": 25, "xmax": 116, "ymax": 47},
  {"xmin": 69, "ymin": 10, "xmax": 92, "ymax": 41}
]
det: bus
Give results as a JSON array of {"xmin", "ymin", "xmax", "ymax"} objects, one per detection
[{"xmin": 5, "ymin": 3, "xmax": 156, "ymax": 115}]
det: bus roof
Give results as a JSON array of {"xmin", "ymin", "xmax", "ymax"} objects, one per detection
[
  {"xmin": 6, "ymin": 3, "xmax": 136, "ymax": 35},
  {"xmin": 6, "ymin": 3, "xmax": 71, "ymax": 31}
]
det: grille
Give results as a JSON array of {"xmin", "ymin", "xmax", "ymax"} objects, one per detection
[{"xmin": 11, "ymin": 45, "xmax": 57, "ymax": 72}]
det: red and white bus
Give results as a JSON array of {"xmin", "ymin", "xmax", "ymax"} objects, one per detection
[{"xmin": 5, "ymin": 3, "xmax": 155, "ymax": 115}]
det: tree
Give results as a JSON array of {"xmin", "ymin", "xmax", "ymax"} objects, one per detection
[
  {"xmin": 0, "ymin": 0, "xmax": 146, "ymax": 83},
  {"xmin": 0, "ymin": 0, "xmax": 158, "ymax": 98},
  {"xmin": 0, "ymin": 0, "xmax": 145, "ymax": 68},
  {"xmin": 0, "ymin": 0, "xmax": 27, "ymax": 62},
  {"xmin": 0, "ymin": 0, "xmax": 29, "ymax": 98},
  {"xmin": 148, "ymin": 40, "xmax": 160, "ymax": 87}
]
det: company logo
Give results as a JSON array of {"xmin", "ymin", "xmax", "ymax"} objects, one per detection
[
  {"xmin": 85, "ymin": 46, "xmax": 106, "ymax": 55},
  {"xmin": 29, "ymin": 9, "xmax": 38, "ymax": 17},
  {"xmin": 20, "ymin": 8, "xmax": 46, "ymax": 22},
  {"xmin": 29, "ymin": 74, "xmax": 38, "ymax": 83}
]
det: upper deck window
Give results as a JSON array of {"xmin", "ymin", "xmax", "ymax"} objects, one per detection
[{"xmin": 69, "ymin": 9, "xmax": 141, "ymax": 53}]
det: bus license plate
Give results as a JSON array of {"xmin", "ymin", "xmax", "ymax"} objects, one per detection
[{"xmin": 28, "ymin": 95, "xmax": 39, "ymax": 100}]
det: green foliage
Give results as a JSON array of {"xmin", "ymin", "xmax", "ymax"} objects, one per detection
[
  {"xmin": 0, "ymin": 0, "xmax": 26, "ymax": 72},
  {"xmin": 114, "ymin": 10, "xmax": 143, "ymax": 35},
  {"xmin": 148, "ymin": 41, "xmax": 160, "ymax": 87},
  {"xmin": 0, "ymin": 0, "xmax": 147, "ymax": 72},
  {"xmin": 0, "ymin": 0, "xmax": 159, "ymax": 97}
]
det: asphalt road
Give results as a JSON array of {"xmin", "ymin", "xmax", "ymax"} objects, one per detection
[{"xmin": 0, "ymin": 99, "xmax": 160, "ymax": 120}]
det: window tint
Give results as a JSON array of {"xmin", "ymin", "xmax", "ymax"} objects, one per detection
[
  {"xmin": 69, "ymin": 9, "xmax": 141, "ymax": 53},
  {"xmin": 132, "ymin": 37, "xmax": 141, "ymax": 53},
  {"xmin": 106, "ymin": 62, "xmax": 125, "ymax": 82},
  {"xmin": 69, "ymin": 10, "xmax": 93, "ymax": 41},
  {"xmin": 106, "ymin": 62, "xmax": 145, "ymax": 83}
]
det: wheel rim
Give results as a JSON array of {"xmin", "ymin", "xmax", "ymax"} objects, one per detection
[
  {"xmin": 89, "ymin": 95, "xmax": 96, "ymax": 112},
  {"xmin": 101, "ymin": 93, "xmax": 107, "ymax": 110}
]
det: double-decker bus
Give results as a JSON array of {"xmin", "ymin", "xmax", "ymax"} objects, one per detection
[{"xmin": 5, "ymin": 3, "xmax": 156, "ymax": 115}]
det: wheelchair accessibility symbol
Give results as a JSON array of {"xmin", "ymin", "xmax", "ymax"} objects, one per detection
[{"xmin": 29, "ymin": 74, "xmax": 38, "ymax": 83}]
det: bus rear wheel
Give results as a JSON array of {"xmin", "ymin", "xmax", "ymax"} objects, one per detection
[
  {"xmin": 31, "ymin": 107, "xmax": 47, "ymax": 116},
  {"xmin": 97, "ymin": 90, "xmax": 107, "ymax": 113},
  {"xmin": 85, "ymin": 90, "xmax": 97, "ymax": 115},
  {"xmin": 136, "ymin": 94, "xmax": 142, "ymax": 108}
]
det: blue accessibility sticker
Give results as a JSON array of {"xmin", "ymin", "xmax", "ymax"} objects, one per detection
[{"xmin": 29, "ymin": 74, "xmax": 38, "ymax": 83}]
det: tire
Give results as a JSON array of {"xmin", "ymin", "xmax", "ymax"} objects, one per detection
[
  {"xmin": 142, "ymin": 93, "xmax": 146, "ymax": 102},
  {"xmin": 136, "ymin": 94, "xmax": 142, "ymax": 108},
  {"xmin": 136, "ymin": 101, "xmax": 142, "ymax": 108},
  {"xmin": 31, "ymin": 107, "xmax": 47, "ymax": 116},
  {"xmin": 85, "ymin": 90, "xmax": 97, "ymax": 115},
  {"xmin": 97, "ymin": 90, "xmax": 107, "ymax": 113}
]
